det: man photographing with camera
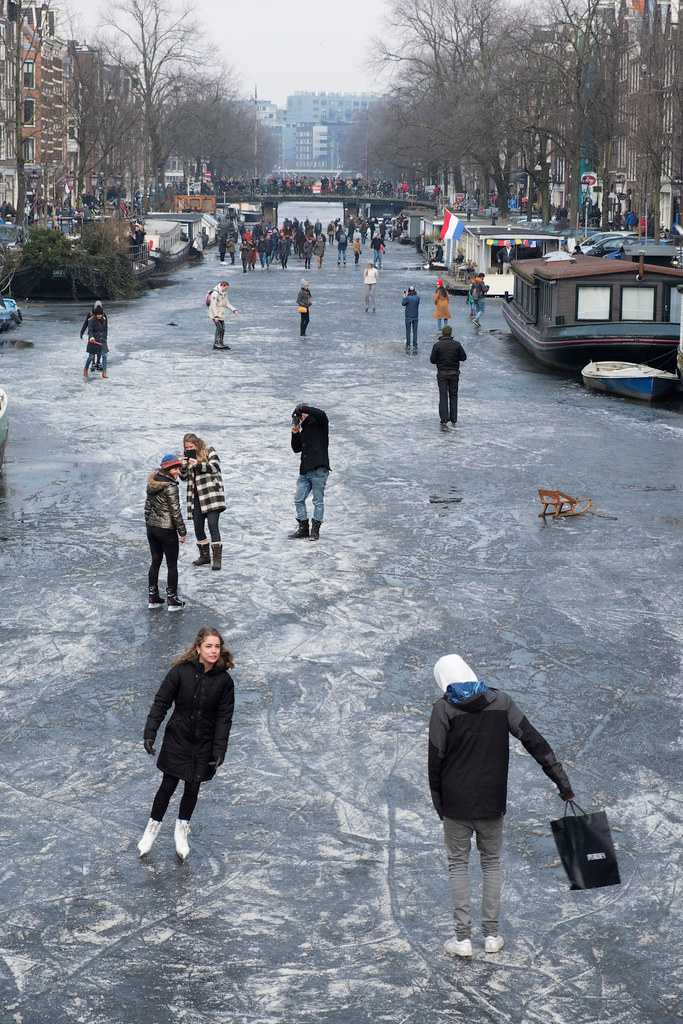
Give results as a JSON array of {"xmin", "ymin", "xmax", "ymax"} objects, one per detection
[{"xmin": 289, "ymin": 404, "xmax": 330, "ymax": 542}]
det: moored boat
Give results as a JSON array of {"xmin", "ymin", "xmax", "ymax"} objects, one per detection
[
  {"xmin": 0, "ymin": 296, "xmax": 22, "ymax": 331},
  {"xmin": 0, "ymin": 387, "xmax": 8, "ymax": 473},
  {"xmin": 503, "ymin": 256, "xmax": 683, "ymax": 369},
  {"xmin": 581, "ymin": 361, "xmax": 679, "ymax": 401}
]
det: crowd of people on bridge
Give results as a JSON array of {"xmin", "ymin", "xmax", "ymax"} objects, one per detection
[{"xmin": 191, "ymin": 176, "xmax": 440, "ymax": 200}]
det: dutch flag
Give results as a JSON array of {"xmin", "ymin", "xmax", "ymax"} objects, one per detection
[{"xmin": 440, "ymin": 209, "xmax": 465, "ymax": 241}]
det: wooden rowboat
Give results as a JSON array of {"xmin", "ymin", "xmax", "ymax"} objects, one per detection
[{"xmin": 581, "ymin": 361, "xmax": 679, "ymax": 401}]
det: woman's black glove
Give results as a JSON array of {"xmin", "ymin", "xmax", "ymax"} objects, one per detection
[{"xmin": 144, "ymin": 737, "xmax": 155, "ymax": 755}]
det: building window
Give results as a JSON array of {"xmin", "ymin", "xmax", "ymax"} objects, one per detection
[
  {"xmin": 23, "ymin": 138, "xmax": 35, "ymax": 162},
  {"xmin": 576, "ymin": 286, "xmax": 611, "ymax": 321},
  {"xmin": 23, "ymin": 98, "xmax": 35, "ymax": 125},
  {"xmin": 23, "ymin": 61, "xmax": 35, "ymax": 88},
  {"xmin": 620, "ymin": 286, "xmax": 655, "ymax": 321}
]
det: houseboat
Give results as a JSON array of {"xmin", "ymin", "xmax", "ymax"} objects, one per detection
[
  {"xmin": 503, "ymin": 256, "xmax": 683, "ymax": 370},
  {"xmin": 446, "ymin": 226, "xmax": 573, "ymax": 296},
  {"xmin": 144, "ymin": 219, "xmax": 193, "ymax": 267},
  {"xmin": 144, "ymin": 213, "xmax": 209, "ymax": 256},
  {"xmin": 0, "ymin": 387, "xmax": 8, "ymax": 473}
]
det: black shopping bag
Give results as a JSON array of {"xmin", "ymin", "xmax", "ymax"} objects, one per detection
[{"xmin": 551, "ymin": 802, "xmax": 621, "ymax": 890}]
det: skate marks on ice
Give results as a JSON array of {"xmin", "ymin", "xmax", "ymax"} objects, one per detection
[{"xmin": 1, "ymin": 246, "xmax": 682, "ymax": 1022}]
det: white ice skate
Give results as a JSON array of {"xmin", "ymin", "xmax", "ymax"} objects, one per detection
[
  {"xmin": 174, "ymin": 819, "xmax": 191, "ymax": 861},
  {"xmin": 444, "ymin": 937, "xmax": 473, "ymax": 958},
  {"xmin": 137, "ymin": 818, "xmax": 162, "ymax": 857},
  {"xmin": 484, "ymin": 935, "xmax": 504, "ymax": 953}
]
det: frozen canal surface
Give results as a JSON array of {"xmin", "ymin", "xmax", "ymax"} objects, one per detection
[{"xmin": 1, "ymin": 243, "xmax": 682, "ymax": 1024}]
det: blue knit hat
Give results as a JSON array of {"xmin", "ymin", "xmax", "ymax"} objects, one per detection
[{"xmin": 160, "ymin": 452, "xmax": 182, "ymax": 470}]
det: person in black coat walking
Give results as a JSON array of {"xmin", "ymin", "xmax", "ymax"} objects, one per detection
[
  {"xmin": 429, "ymin": 326, "xmax": 467, "ymax": 428},
  {"xmin": 138, "ymin": 627, "xmax": 235, "ymax": 861}
]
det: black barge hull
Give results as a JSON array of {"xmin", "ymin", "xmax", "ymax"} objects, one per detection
[{"xmin": 502, "ymin": 302, "xmax": 679, "ymax": 371}]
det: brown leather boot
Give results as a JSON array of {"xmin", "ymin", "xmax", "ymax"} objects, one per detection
[
  {"xmin": 211, "ymin": 543, "xmax": 222, "ymax": 570},
  {"xmin": 193, "ymin": 543, "xmax": 211, "ymax": 567}
]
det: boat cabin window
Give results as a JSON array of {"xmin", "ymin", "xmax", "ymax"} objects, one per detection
[
  {"xmin": 576, "ymin": 286, "xmax": 611, "ymax": 321},
  {"xmin": 538, "ymin": 281, "xmax": 553, "ymax": 321},
  {"xmin": 664, "ymin": 285, "xmax": 681, "ymax": 323},
  {"xmin": 513, "ymin": 278, "xmax": 537, "ymax": 321},
  {"xmin": 620, "ymin": 286, "xmax": 655, "ymax": 321}
]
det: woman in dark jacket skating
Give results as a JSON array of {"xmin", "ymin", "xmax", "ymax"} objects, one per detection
[
  {"xmin": 144, "ymin": 452, "xmax": 187, "ymax": 611},
  {"xmin": 80, "ymin": 300, "xmax": 108, "ymax": 374},
  {"xmin": 138, "ymin": 627, "xmax": 235, "ymax": 861}
]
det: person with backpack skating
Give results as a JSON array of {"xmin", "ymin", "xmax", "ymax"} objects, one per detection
[
  {"xmin": 336, "ymin": 226, "xmax": 348, "ymax": 266},
  {"xmin": 137, "ymin": 627, "xmax": 235, "ymax": 861},
  {"xmin": 145, "ymin": 453, "xmax": 187, "ymax": 611},
  {"xmin": 207, "ymin": 281, "xmax": 238, "ymax": 350},
  {"xmin": 428, "ymin": 654, "xmax": 574, "ymax": 958},
  {"xmin": 468, "ymin": 274, "xmax": 489, "ymax": 327}
]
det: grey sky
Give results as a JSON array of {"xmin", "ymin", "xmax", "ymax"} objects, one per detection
[{"xmin": 64, "ymin": 0, "xmax": 388, "ymax": 105}]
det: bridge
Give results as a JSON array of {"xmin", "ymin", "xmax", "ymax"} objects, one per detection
[{"xmin": 214, "ymin": 191, "xmax": 439, "ymax": 223}]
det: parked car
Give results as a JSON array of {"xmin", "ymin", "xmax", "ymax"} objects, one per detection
[
  {"xmin": 582, "ymin": 237, "xmax": 628, "ymax": 259},
  {"xmin": 578, "ymin": 231, "xmax": 637, "ymax": 255}
]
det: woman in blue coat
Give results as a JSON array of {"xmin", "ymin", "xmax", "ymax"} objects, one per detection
[{"xmin": 137, "ymin": 627, "xmax": 235, "ymax": 861}]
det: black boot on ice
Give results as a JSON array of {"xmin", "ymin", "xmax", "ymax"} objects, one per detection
[
  {"xmin": 192, "ymin": 543, "xmax": 211, "ymax": 567},
  {"xmin": 211, "ymin": 543, "xmax": 222, "ymax": 571},
  {"xmin": 309, "ymin": 519, "xmax": 321, "ymax": 542},
  {"xmin": 288, "ymin": 519, "xmax": 310, "ymax": 539},
  {"xmin": 148, "ymin": 587, "xmax": 165, "ymax": 609},
  {"xmin": 166, "ymin": 591, "xmax": 186, "ymax": 612}
]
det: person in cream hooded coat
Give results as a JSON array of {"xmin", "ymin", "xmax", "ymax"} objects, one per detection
[{"xmin": 428, "ymin": 654, "xmax": 574, "ymax": 958}]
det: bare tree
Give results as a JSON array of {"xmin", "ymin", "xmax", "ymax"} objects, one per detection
[
  {"xmin": 69, "ymin": 44, "xmax": 141, "ymax": 202},
  {"xmin": 378, "ymin": 0, "xmax": 525, "ymax": 212},
  {"xmin": 106, "ymin": 0, "xmax": 201, "ymax": 203}
]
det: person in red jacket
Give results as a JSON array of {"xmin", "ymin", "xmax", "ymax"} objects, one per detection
[{"xmin": 428, "ymin": 654, "xmax": 574, "ymax": 958}]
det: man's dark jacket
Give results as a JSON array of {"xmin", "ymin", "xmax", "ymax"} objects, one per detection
[
  {"xmin": 428, "ymin": 687, "xmax": 572, "ymax": 820},
  {"xmin": 430, "ymin": 338, "xmax": 467, "ymax": 376},
  {"xmin": 291, "ymin": 406, "xmax": 330, "ymax": 474}
]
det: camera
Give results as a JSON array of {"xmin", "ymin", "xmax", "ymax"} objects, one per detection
[
  {"xmin": 183, "ymin": 449, "xmax": 195, "ymax": 459},
  {"xmin": 291, "ymin": 411, "xmax": 301, "ymax": 427}
]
